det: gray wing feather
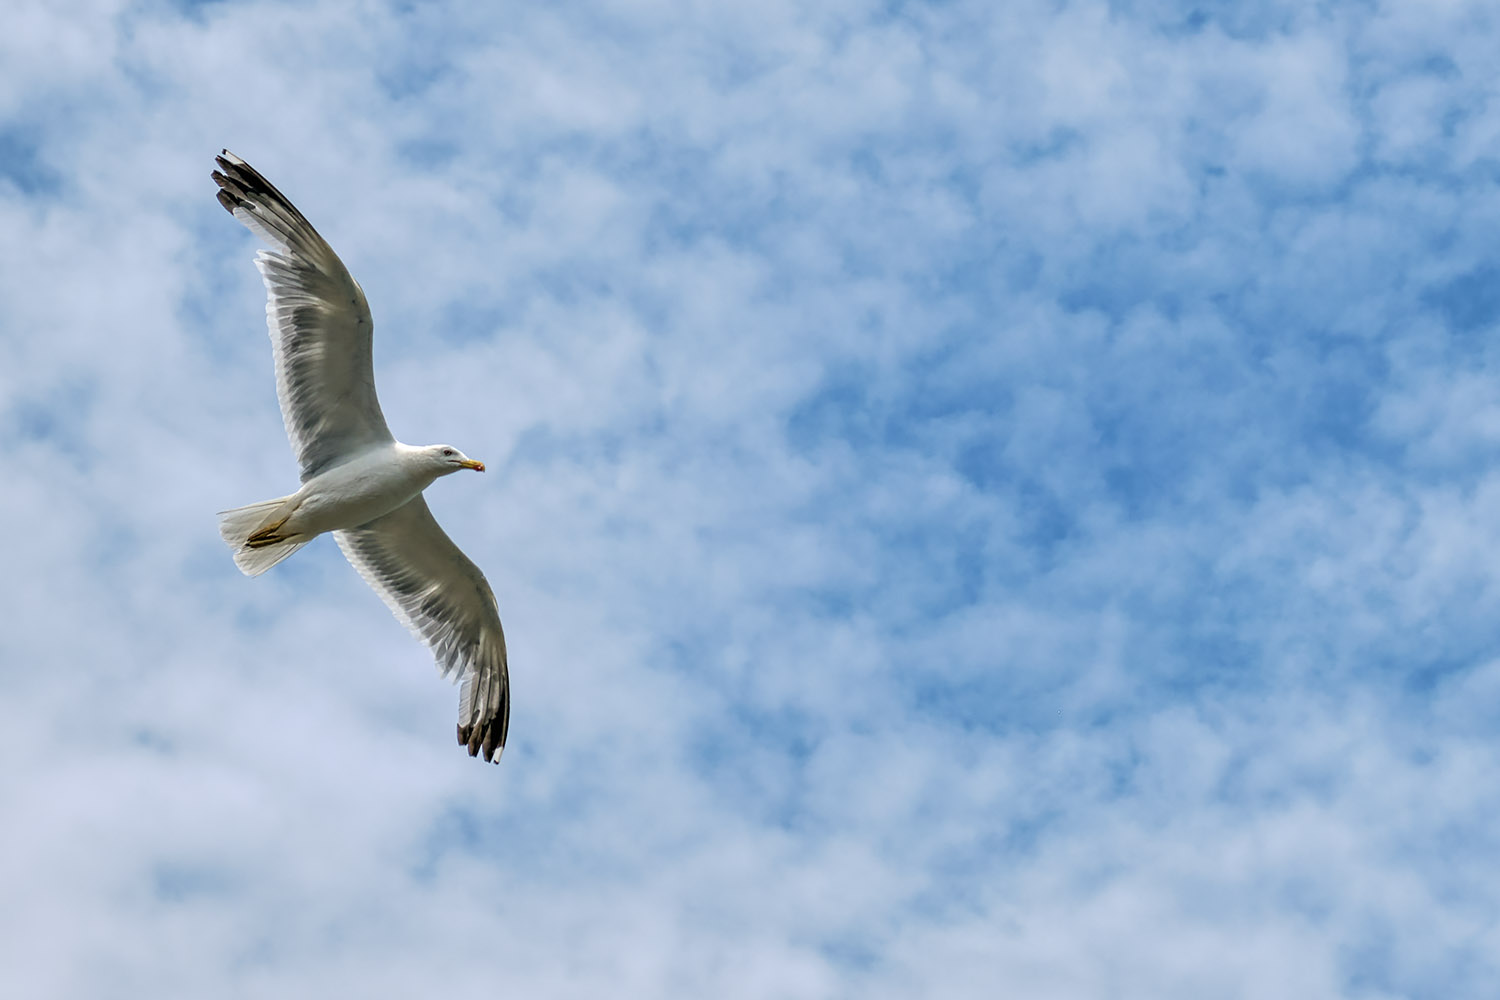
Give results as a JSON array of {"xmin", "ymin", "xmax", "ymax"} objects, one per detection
[
  {"xmin": 335, "ymin": 498, "xmax": 511, "ymax": 763},
  {"xmin": 212, "ymin": 151, "xmax": 393, "ymax": 480}
]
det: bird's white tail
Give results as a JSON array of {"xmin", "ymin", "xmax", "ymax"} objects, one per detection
[{"xmin": 217, "ymin": 495, "xmax": 308, "ymax": 577}]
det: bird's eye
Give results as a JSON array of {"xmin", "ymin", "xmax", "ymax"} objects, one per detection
[{"xmin": 442, "ymin": 448, "xmax": 455, "ymax": 456}]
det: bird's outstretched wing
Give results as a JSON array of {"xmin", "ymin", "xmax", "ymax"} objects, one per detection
[
  {"xmin": 335, "ymin": 498, "xmax": 511, "ymax": 762},
  {"xmin": 212, "ymin": 150, "xmax": 393, "ymax": 480}
]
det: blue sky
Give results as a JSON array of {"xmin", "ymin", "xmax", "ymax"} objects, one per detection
[{"xmin": 3, "ymin": 0, "xmax": 1500, "ymax": 996}]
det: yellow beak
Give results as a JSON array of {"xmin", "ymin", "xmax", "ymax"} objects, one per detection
[{"xmin": 460, "ymin": 459, "xmax": 486, "ymax": 472}]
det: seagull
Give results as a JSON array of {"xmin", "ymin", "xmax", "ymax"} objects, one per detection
[{"xmin": 212, "ymin": 150, "xmax": 510, "ymax": 763}]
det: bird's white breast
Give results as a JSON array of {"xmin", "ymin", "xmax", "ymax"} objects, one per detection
[{"xmin": 289, "ymin": 443, "xmax": 437, "ymax": 535}]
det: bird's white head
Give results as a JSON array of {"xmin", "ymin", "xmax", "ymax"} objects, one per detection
[{"xmin": 428, "ymin": 444, "xmax": 485, "ymax": 475}]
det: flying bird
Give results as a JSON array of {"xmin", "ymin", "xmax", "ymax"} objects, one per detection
[{"xmin": 212, "ymin": 150, "xmax": 510, "ymax": 763}]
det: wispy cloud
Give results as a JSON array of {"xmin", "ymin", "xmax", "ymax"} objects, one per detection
[{"xmin": 3, "ymin": 0, "xmax": 1500, "ymax": 996}]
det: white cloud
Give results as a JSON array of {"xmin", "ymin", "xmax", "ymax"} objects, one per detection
[{"xmin": 4, "ymin": 0, "xmax": 1500, "ymax": 996}]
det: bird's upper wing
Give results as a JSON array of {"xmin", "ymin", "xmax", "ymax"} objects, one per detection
[
  {"xmin": 212, "ymin": 150, "xmax": 393, "ymax": 481},
  {"xmin": 335, "ymin": 497, "xmax": 511, "ymax": 762}
]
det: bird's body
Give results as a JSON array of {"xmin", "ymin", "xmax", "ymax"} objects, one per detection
[
  {"xmin": 212, "ymin": 150, "xmax": 510, "ymax": 763},
  {"xmin": 294, "ymin": 443, "xmax": 439, "ymax": 535},
  {"xmin": 241, "ymin": 442, "xmax": 458, "ymax": 545}
]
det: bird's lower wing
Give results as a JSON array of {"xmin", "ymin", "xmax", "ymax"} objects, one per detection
[{"xmin": 335, "ymin": 497, "xmax": 510, "ymax": 762}]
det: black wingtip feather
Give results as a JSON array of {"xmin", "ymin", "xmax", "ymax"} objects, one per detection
[
  {"xmin": 210, "ymin": 150, "xmax": 317, "ymax": 233},
  {"xmin": 211, "ymin": 163, "xmax": 249, "ymax": 217},
  {"xmin": 458, "ymin": 716, "xmax": 507, "ymax": 765}
]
